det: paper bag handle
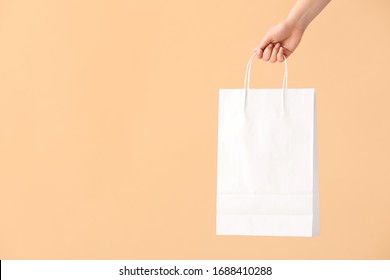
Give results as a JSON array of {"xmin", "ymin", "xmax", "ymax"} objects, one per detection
[{"xmin": 243, "ymin": 52, "xmax": 288, "ymax": 112}]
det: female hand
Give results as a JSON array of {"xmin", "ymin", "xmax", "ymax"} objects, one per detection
[{"xmin": 253, "ymin": 20, "xmax": 305, "ymax": 63}]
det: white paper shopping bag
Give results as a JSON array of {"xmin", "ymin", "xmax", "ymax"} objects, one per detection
[{"xmin": 216, "ymin": 53, "xmax": 319, "ymax": 237}]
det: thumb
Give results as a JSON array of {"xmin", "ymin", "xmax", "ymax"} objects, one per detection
[
  {"xmin": 254, "ymin": 35, "xmax": 272, "ymax": 59},
  {"xmin": 258, "ymin": 35, "xmax": 273, "ymax": 51}
]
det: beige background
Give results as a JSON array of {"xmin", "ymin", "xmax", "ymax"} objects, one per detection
[{"xmin": 0, "ymin": 0, "xmax": 389, "ymax": 259}]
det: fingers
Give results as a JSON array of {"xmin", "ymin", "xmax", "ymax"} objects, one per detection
[
  {"xmin": 277, "ymin": 47, "xmax": 284, "ymax": 62},
  {"xmin": 269, "ymin": 43, "xmax": 280, "ymax": 63},
  {"xmin": 253, "ymin": 47, "xmax": 263, "ymax": 59},
  {"xmin": 253, "ymin": 44, "xmax": 286, "ymax": 63},
  {"xmin": 262, "ymin": 44, "xmax": 273, "ymax": 61}
]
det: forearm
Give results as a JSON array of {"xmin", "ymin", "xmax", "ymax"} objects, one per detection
[{"xmin": 286, "ymin": 0, "xmax": 331, "ymax": 31}]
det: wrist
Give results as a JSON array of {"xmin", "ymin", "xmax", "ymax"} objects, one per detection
[{"xmin": 285, "ymin": 14, "xmax": 308, "ymax": 33}]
